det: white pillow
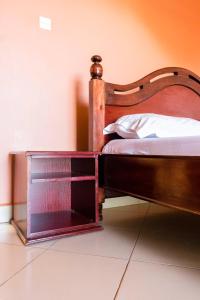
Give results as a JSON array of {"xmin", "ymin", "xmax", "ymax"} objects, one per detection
[{"xmin": 103, "ymin": 113, "xmax": 200, "ymax": 139}]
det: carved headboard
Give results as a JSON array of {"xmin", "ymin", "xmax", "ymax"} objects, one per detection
[{"xmin": 89, "ymin": 55, "xmax": 200, "ymax": 151}]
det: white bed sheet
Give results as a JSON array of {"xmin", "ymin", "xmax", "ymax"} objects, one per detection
[{"xmin": 102, "ymin": 136, "xmax": 200, "ymax": 156}]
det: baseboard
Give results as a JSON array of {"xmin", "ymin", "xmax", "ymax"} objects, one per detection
[
  {"xmin": 0, "ymin": 205, "xmax": 12, "ymax": 223},
  {"xmin": 103, "ymin": 196, "xmax": 146, "ymax": 209}
]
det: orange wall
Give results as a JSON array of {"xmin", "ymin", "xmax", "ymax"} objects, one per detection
[{"xmin": 0, "ymin": 0, "xmax": 199, "ymax": 210}]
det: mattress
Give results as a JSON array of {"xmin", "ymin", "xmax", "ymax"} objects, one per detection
[{"xmin": 102, "ymin": 136, "xmax": 200, "ymax": 156}]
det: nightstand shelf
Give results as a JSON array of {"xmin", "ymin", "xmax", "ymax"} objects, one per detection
[
  {"xmin": 31, "ymin": 173, "xmax": 96, "ymax": 183},
  {"xmin": 12, "ymin": 151, "xmax": 102, "ymax": 245}
]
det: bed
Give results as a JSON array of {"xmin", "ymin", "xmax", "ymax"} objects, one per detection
[{"xmin": 89, "ymin": 55, "xmax": 200, "ymax": 218}]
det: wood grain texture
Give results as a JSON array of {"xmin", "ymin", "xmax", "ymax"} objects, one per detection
[
  {"xmin": 106, "ymin": 67, "xmax": 200, "ymax": 105},
  {"xmin": 105, "ymin": 85, "xmax": 200, "ymax": 126},
  {"xmin": 90, "ymin": 55, "xmax": 103, "ymax": 80},
  {"xmin": 89, "ymin": 55, "xmax": 200, "ymax": 216},
  {"xmin": 89, "ymin": 79, "xmax": 105, "ymax": 151},
  {"xmin": 12, "ymin": 152, "xmax": 101, "ymax": 244},
  {"xmin": 12, "ymin": 153, "xmax": 28, "ymax": 236},
  {"xmin": 89, "ymin": 58, "xmax": 200, "ymax": 152},
  {"xmin": 102, "ymin": 154, "xmax": 200, "ymax": 215}
]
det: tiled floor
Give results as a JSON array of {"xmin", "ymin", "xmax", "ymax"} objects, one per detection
[{"xmin": 0, "ymin": 202, "xmax": 200, "ymax": 300}]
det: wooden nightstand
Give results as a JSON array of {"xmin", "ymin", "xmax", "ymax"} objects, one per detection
[{"xmin": 12, "ymin": 151, "xmax": 102, "ymax": 245}]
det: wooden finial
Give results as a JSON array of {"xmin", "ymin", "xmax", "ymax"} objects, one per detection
[{"xmin": 90, "ymin": 55, "xmax": 103, "ymax": 79}]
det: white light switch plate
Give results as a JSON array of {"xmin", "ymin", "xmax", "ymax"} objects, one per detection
[{"xmin": 39, "ymin": 16, "xmax": 52, "ymax": 31}]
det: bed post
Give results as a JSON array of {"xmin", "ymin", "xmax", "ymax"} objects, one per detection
[
  {"xmin": 89, "ymin": 55, "xmax": 105, "ymax": 220},
  {"xmin": 89, "ymin": 55, "xmax": 105, "ymax": 151}
]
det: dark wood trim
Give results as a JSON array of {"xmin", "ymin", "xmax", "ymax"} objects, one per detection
[
  {"xmin": 89, "ymin": 55, "xmax": 200, "ymax": 217},
  {"xmin": 106, "ymin": 75, "xmax": 200, "ymax": 106},
  {"xmin": 89, "ymin": 56, "xmax": 200, "ymax": 152},
  {"xmin": 12, "ymin": 151, "xmax": 102, "ymax": 244},
  {"xmin": 89, "ymin": 79, "xmax": 105, "ymax": 151},
  {"xmin": 102, "ymin": 154, "xmax": 200, "ymax": 216},
  {"xmin": 106, "ymin": 67, "xmax": 200, "ymax": 93}
]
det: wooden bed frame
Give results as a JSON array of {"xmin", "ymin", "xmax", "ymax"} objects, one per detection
[{"xmin": 89, "ymin": 55, "xmax": 200, "ymax": 217}]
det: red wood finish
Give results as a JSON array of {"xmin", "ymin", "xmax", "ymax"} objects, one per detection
[
  {"xmin": 102, "ymin": 154, "xmax": 200, "ymax": 215},
  {"xmin": 90, "ymin": 55, "xmax": 103, "ymax": 80},
  {"xmin": 12, "ymin": 151, "xmax": 102, "ymax": 245},
  {"xmin": 89, "ymin": 57, "xmax": 200, "ymax": 151},
  {"xmin": 105, "ymin": 68, "xmax": 200, "ymax": 106},
  {"xmin": 89, "ymin": 79, "xmax": 105, "ymax": 152},
  {"xmin": 89, "ymin": 55, "xmax": 200, "ymax": 217}
]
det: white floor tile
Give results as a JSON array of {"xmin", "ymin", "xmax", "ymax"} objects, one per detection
[
  {"xmin": 0, "ymin": 223, "xmax": 57, "ymax": 248},
  {"xmin": 103, "ymin": 203, "xmax": 148, "ymax": 229},
  {"xmin": 103, "ymin": 196, "xmax": 146, "ymax": 208},
  {"xmin": 50, "ymin": 204, "xmax": 149, "ymax": 259},
  {"xmin": 116, "ymin": 260, "xmax": 200, "ymax": 300},
  {"xmin": 51, "ymin": 225, "xmax": 138, "ymax": 259},
  {"xmin": 0, "ymin": 249, "xmax": 127, "ymax": 300},
  {"xmin": 29, "ymin": 239, "xmax": 56, "ymax": 249},
  {"xmin": 0, "ymin": 243, "xmax": 44, "ymax": 286},
  {"xmin": 1, "ymin": 203, "xmax": 199, "ymax": 300},
  {"xmin": 132, "ymin": 204, "xmax": 200, "ymax": 268},
  {"xmin": 0, "ymin": 223, "xmax": 22, "ymax": 246}
]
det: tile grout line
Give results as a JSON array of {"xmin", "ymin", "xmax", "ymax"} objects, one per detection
[
  {"xmin": 0, "ymin": 241, "xmax": 24, "ymax": 247},
  {"xmin": 0, "ymin": 239, "xmax": 127, "ymax": 290},
  {"xmin": 44, "ymin": 246, "xmax": 129, "ymax": 261},
  {"xmin": 131, "ymin": 257, "xmax": 200, "ymax": 271},
  {"xmin": 0, "ymin": 238, "xmax": 58, "ymax": 249},
  {"xmin": 0, "ymin": 204, "xmax": 150, "ymax": 291},
  {"xmin": 0, "ymin": 244, "xmax": 52, "ymax": 289},
  {"xmin": 113, "ymin": 204, "xmax": 151, "ymax": 300}
]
